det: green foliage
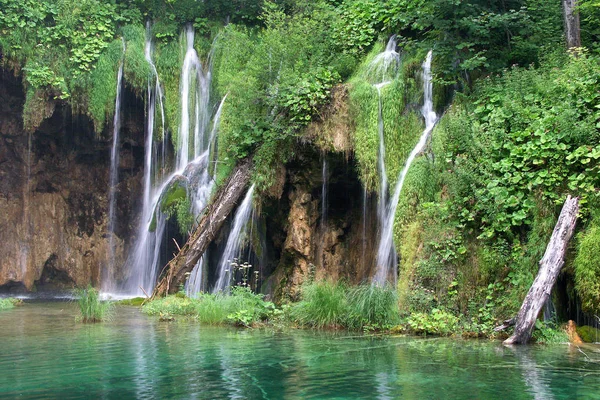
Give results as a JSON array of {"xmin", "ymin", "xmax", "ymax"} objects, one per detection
[
  {"xmin": 437, "ymin": 52, "xmax": 600, "ymax": 241},
  {"xmin": 159, "ymin": 180, "xmax": 194, "ymax": 235},
  {"xmin": 576, "ymin": 325, "xmax": 600, "ymax": 343},
  {"xmin": 86, "ymin": 39, "xmax": 123, "ymax": 132},
  {"xmin": 406, "ymin": 308, "xmax": 460, "ymax": 336},
  {"xmin": 143, "ymin": 286, "xmax": 278, "ymax": 326},
  {"xmin": 532, "ymin": 320, "xmax": 569, "ymax": 344},
  {"xmin": 212, "ymin": 2, "xmax": 355, "ymax": 192},
  {"xmin": 0, "ymin": 298, "xmax": 20, "ymax": 311},
  {"xmin": 335, "ymin": 0, "xmax": 563, "ymax": 86},
  {"xmin": 74, "ymin": 286, "xmax": 113, "ymax": 323},
  {"xmin": 574, "ymin": 224, "xmax": 600, "ymax": 315},
  {"xmin": 122, "ymin": 24, "xmax": 151, "ymax": 93}
]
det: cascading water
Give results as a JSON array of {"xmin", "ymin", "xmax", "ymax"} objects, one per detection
[
  {"xmin": 117, "ymin": 26, "xmax": 220, "ymax": 298},
  {"xmin": 213, "ymin": 184, "xmax": 256, "ymax": 293},
  {"xmin": 373, "ymin": 50, "xmax": 437, "ymax": 286},
  {"xmin": 104, "ymin": 48, "xmax": 125, "ymax": 293},
  {"xmin": 367, "ymin": 36, "xmax": 400, "ymax": 286},
  {"xmin": 178, "ymin": 25, "xmax": 212, "ymax": 170},
  {"xmin": 118, "ymin": 28, "xmax": 171, "ymax": 297},
  {"xmin": 321, "ymin": 157, "xmax": 328, "ymax": 226},
  {"xmin": 368, "ymin": 35, "xmax": 400, "ymax": 84},
  {"xmin": 184, "ymin": 95, "xmax": 227, "ymax": 297}
]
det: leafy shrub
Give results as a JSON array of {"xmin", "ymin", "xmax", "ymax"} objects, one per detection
[
  {"xmin": 74, "ymin": 286, "xmax": 113, "ymax": 323},
  {"xmin": 0, "ymin": 298, "xmax": 20, "ymax": 311},
  {"xmin": 143, "ymin": 286, "xmax": 278, "ymax": 327},
  {"xmin": 406, "ymin": 309, "xmax": 460, "ymax": 336},
  {"xmin": 532, "ymin": 320, "xmax": 569, "ymax": 344}
]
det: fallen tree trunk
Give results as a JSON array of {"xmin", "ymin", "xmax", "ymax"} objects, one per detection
[
  {"xmin": 504, "ymin": 195, "xmax": 579, "ymax": 345},
  {"xmin": 152, "ymin": 159, "xmax": 253, "ymax": 298}
]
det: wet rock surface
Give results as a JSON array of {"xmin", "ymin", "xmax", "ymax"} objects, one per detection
[{"xmin": 0, "ymin": 71, "xmax": 143, "ymax": 291}]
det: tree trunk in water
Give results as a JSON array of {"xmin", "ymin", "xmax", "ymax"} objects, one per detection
[
  {"xmin": 152, "ymin": 159, "xmax": 253, "ymax": 297},
  {"xmin": 504, "ymin": 195, "xmax": 579, "ymax": 345},
  {"xmin": 563, "ymin": 0, "xmax": 581, "ymax": 49}
]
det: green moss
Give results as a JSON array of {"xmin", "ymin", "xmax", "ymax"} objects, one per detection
[
  {"xmin": 116, "ymin": 297, "xmax": 146, "ymax": 306},
  {"xmin": 86, "ymin": 39, "xmax": 122, "ymax": 133},
  {"xmin": 154, "ymin": 38, "xmax": 183, "ymax": 145},
  {"xmin": 122, "ymin": 24, "xmax": 151, "ymax": 95},
  {"xmin": 574, "ymin": 224, "xmax": 600, "ymax": 315},
  {"xmin": 576, "ymin": 325, "xmax": 600, "ymax": 343},
  {"xmin": 348, "ymin": 45, "xmax": 424, "ymax": 192},
  {"xmin": 160, "ymin": 181, "xmax": 188, "ymax": 213},
  {"xmin": 22, "ymin": 88, "xmax": 54, "ymax": 132}
]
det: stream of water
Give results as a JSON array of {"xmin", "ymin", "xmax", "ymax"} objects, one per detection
[
  {"xmin": 214, "ymin": 184, "xmax": 256, "ymax": 293},
  {"xmin": 104, "ymin": 49, "xmax": 125, "ymax": 294},
  {"xmin": 1, "ymin": 302, "xmax": 599, "ymax": 399}
]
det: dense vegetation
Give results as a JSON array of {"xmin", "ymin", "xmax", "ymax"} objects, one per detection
[{"xmin": 2, "ymin": 0, "xmax": 600, "ymax": 337}]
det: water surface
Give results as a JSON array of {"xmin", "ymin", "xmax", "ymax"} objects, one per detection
[{"xmin": 1, "ymin": 303, "xmax": 599, "ymax": 399}]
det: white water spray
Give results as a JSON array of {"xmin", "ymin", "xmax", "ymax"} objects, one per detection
[
  {"xmin": 373, "ymin": 50, "xmax": 436, "ymax": 286},
  {"xmin": 104, "ymin": 46, "xmax": 125, "ymax": 293},
  {"xmin": 213, "ymin": 184, "xmax": 256, "ymax": 293}
]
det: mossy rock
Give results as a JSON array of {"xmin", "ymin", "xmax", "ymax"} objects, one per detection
[
  {"xmin": 576, "ymin": 325, "xmax": 600, "ymax": 343},
  {"xmin": 116, "ymin": 297, "xmax": 146, "ymax": 306},
  {"xmin": 160, "ymin": 179, "xmax": 188, "ymax": 213}
]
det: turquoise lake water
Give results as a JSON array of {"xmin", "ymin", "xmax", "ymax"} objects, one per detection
[{"xmin": 0, "ymin": 302, "xmax": 599, "ymax": 399}]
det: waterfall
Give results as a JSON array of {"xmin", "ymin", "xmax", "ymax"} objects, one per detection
[
  {"xmin": 178, "ymin": 25, "xmax": 199, "ymax": 170},
  {"xmin": 368, "ymin": 35, "xmax": 400, "ymax": 84},
  {"xmin": 184, "ymin": 95, "xmax": 227, "ymax": 297},
  {"xmin": 117, "ymin": 27, "xmax": 173, "ymax": 297},
  {"xmin": 373, "ymin": 50, "xmax": 436, "ymax": 286},
  {"xmin": 375, "ymin": 83, "xmax": 390, "ymax": 238},
  {"xmin": 104, "ymin": 49, "xmax": 125, "ymax": 293},
  {"xmin": 321, "ymin": 157, "xmax": 328, "ymax": 226},
  {"xmin": 178, "ymin": 25, "xmax": 212, "ymax": 171},
  {"xmin": 213, "ymin": 184, "xmax": 256, "ymax": 293},
  {"xmin": 362, "ymin": 188, "xmax": 368, "ymax": 268},
  {"xmin": 366, "ymin": 36, "xmax": 400, "ymax": 287},
  {"xmin": 114, "ymin": 26, "xmax": 222, "ymax": 298}
]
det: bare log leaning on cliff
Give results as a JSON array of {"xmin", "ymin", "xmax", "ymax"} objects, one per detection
[
  {"xmin": 504, "ymin": 195, "xmax": 579, "ymax": 345},
  {"xmin": 152, "ymin": 159, "xmax": 253, "ymax": 298}
]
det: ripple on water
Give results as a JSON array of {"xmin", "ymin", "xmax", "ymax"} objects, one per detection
[{"xmin": 0, "ymin": 303, "xmax": 599, "ymax": 399}]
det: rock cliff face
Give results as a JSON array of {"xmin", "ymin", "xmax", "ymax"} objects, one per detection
[
  {"xmin": 263, "ymin": 149, "xmax": 377, "ymax": 301},
  {"xmin": 0, "ymin": 71, "xmax": 143, "ymax": 292}
]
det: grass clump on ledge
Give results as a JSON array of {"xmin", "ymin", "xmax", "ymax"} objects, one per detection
[
  {"xmin": 290, "ymin": 281, "xmax": 400, "ymax": 331},
  {"xmin": 143, "ymin": 286, "xmax": 279, "ymax": 327},
  {"xmin": 0, "ymin": 298, "xmax": 21, "ymax": 311},
  {"xmin": 74, "ymin": 286, "xmax": 113, "ymax": 323}
]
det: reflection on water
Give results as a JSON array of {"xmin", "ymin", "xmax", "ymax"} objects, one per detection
[{"xmin": 1, "ymin": 303, "xmax": 599, "ymax": 399}]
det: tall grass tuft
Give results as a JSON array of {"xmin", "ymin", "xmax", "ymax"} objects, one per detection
[
  {"xmin": 291, "ymin": 281, "xmax": 400, "ymax": 330},
  {"xmin": 346, "ymin": 284, "xmax": 399, "ymax": 330},
  {"xmin": 74, "ymin": 286, "xmax": 113, "ymax": 323},
  {"xmin": 291, "ymin": 281, "xmax": 349, "ymax": 329}
]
